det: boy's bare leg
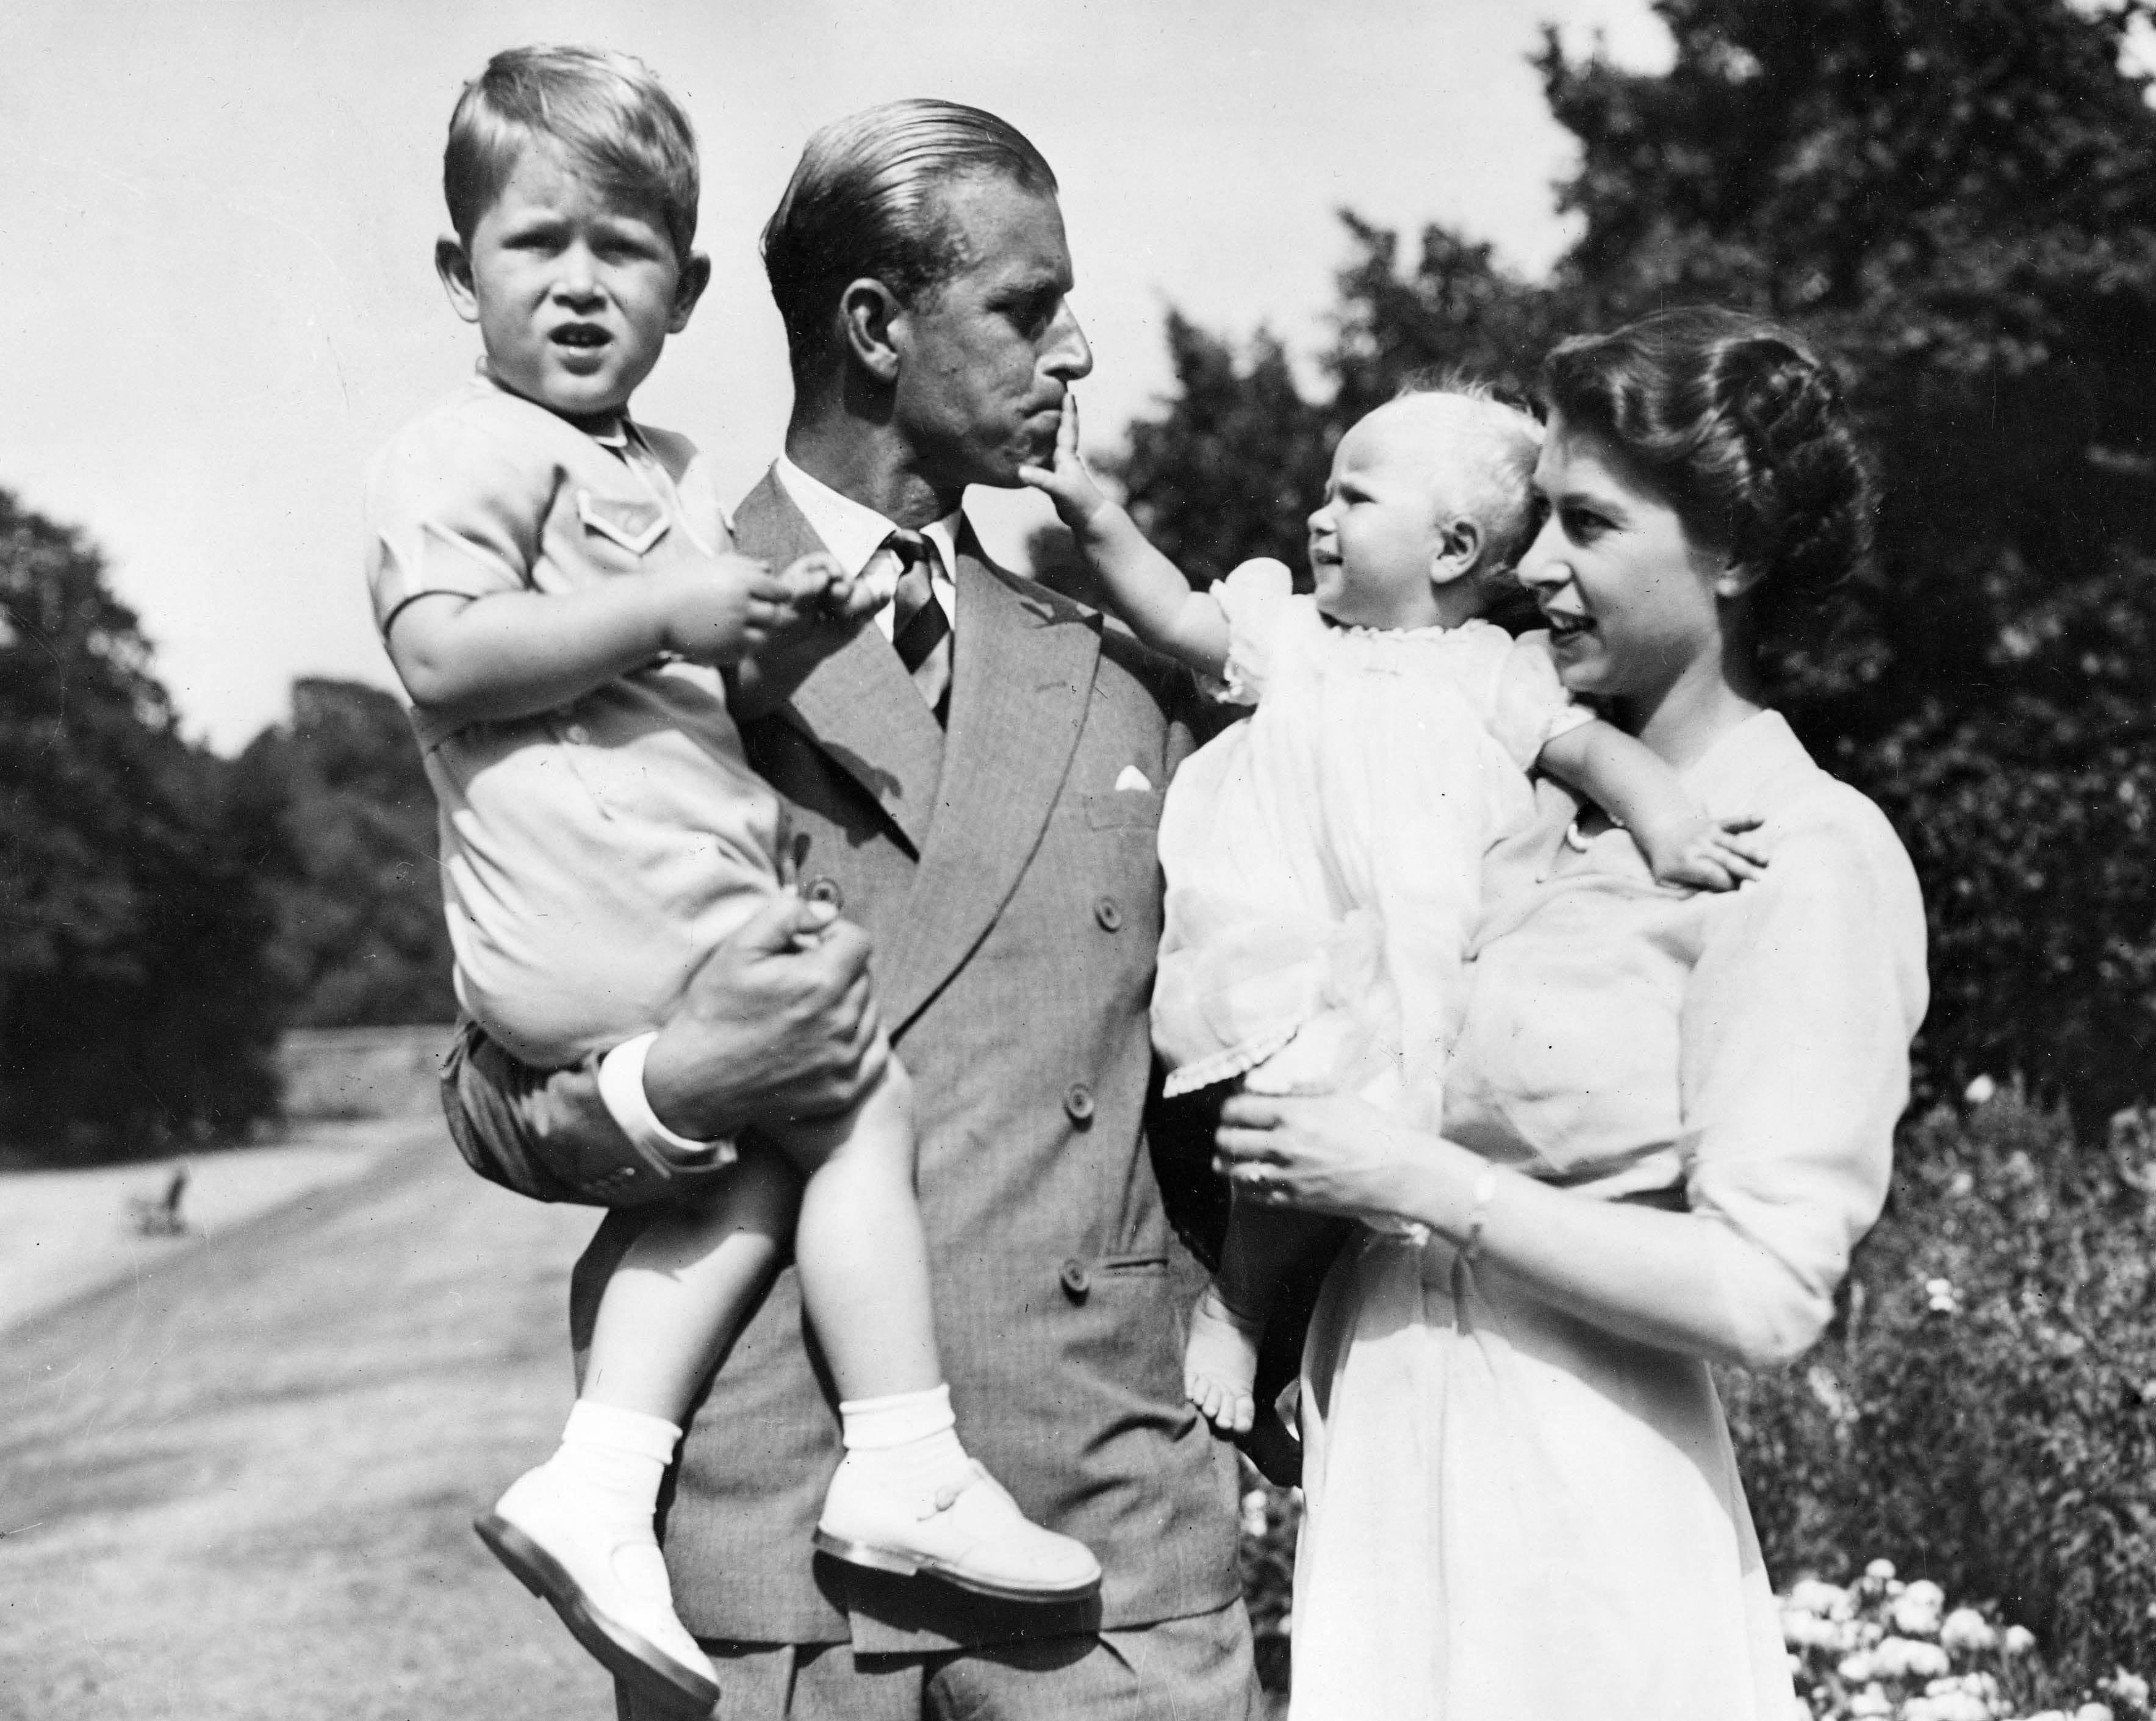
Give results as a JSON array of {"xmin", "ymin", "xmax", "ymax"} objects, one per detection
[
  {"xmin": 583, "ymin": 1146, "xmax": 797, "ymax": 1416},
  {"xmin": 764, "ymin": 1059, "xmax": 940, "ymax": 1396},
  {"xmin": 766, "ymin": 1053, "xmax": 1102, "ymax": 1603},
  {"xmin": 480, "ymin": 1149, "xmax": 797, "ymax": 1715}
]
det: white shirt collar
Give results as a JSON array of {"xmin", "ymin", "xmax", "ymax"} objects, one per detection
[
  {"xmin": 772, "ymin": 457, "xmax": 963, "ymax": 641},
  {"xmin": 772, "ymin": 455, "xmax": 963, "ymax": 581}
]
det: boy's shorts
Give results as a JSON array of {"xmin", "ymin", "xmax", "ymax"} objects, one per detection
[{"xmin": 439, "ymin": 1019, "xmax": 740, "ymax": 1209}]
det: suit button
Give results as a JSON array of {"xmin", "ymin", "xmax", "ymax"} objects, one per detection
[
  {"xmin": 802, "ymin": 875, "xmax": 844, "ymax": 911},
  {"xmin": 1063, "ymin": 1082, "xmax": 1096, "ymax": 1124},
  {"xmin": 564, "ymin": 723, "xmax": 591, "ymax": 745},
  {"xmin": 1094, "ymin": 896, "xmax": 1124, "ymax": 932},
  {"xmin": 1060, "ymin": 1257, "xmax": 1091, "ymax": 1299}
]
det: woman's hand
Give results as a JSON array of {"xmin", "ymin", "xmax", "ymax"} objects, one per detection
[{"xmin": 1215, "ymin": 1089, "xmax": 1437, "ymax": 1226}]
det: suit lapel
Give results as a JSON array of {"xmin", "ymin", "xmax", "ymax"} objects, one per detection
[
  {"xmin": 875, "ymin": 529, "xmax": 1102, "ymax": 1033},
  {"xmin": 735, "ymin": 472, "xmax": 944, "ymax": 856}
]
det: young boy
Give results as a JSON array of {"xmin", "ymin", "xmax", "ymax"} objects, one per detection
[
  {"xmin": 1023, "ymin": 386, "xmax": 1766, "ymax": 1445},
  {"xmin": 366, "ymin": 47, "xmax": 1098, "ymax": 1719}
]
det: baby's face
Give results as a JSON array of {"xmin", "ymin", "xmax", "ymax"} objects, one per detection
[
  {"xmin": 440, "ymin": 140, "xmax": 702, "ymax": 422},
  {"xmin": 1306, "ymin": 404, "xmax": 1459, "ymax": 630}
]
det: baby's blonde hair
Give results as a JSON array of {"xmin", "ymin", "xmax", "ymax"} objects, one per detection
[{"xmin": 1388, "ymin": 373, "xmax": 1544, "ymax": 605}]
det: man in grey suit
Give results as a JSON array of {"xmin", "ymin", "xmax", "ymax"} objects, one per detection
[{"xmin": 443, "ymin": 98, "xmax": 1258, "ymax": 1719}]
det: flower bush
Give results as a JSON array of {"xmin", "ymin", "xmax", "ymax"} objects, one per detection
[
  {"xmin": 1722, "ymin": 1089, "xmax": 2156, "ymax": 1692},
  {"xmin": 1783, "ymin": 1560, "xmax": 2149, "ymax": 1721}
]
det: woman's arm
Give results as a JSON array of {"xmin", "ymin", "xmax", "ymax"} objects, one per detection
[
  {"xmin": 1218, "ymin": 805, "xmax": 1927, "ymax": 1370},
  {"xmin": 1020, "ymin": 397, "xmax": 1231, "ymax": 675}
]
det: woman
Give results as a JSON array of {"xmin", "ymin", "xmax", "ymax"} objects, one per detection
[{"xmin": 1218, "ymin": 306, "xmax": 1928, "ymax": 1720}]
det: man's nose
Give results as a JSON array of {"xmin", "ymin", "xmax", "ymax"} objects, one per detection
[
  {"xmin": 1043, "ymin": 304, "xmax": 1093, "ymax": 381},
  {"xmin": 1307, "ymin": 499, "xmax": 1334, "ymax": 536}
]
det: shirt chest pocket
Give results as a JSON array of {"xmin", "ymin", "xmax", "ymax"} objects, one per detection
[{"xmin": 576, "ymin": 490, "xmax": 672, "ymax": 562}]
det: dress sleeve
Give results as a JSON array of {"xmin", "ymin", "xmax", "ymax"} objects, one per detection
[
  {"xmin": 363, "ymin": 411, "xmax": 552, "ymax": 636},
  {"xmin": 1489, "ymin": 630, "xmax": 1595, "ymax": 771},
  {"xmin": 1679, "ymin": 797, "xmax": 1929, "ymax": 1364},
  {"xmin": 1210, "ymin": 557, "xmax": 1303, "ymax": 705}
]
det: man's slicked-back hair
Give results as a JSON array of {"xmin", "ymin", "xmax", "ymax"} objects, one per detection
[
  {"xmin": 444, "ymin": 45, "xmax": 700, "ymax": 262},
  {"xmin": 761, "ymin": 99, "xmax": 1057, "ymax": 383}
]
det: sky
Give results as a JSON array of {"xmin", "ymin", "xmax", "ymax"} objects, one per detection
[{"xmin": 0, "ymin": 0, "xmax": 1670, "ymax": 753}]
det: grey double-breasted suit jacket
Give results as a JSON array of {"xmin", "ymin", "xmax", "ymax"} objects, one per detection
[{"xmin": 442, "ymin": 470, "xmax": 1242, "ymax": 1653}]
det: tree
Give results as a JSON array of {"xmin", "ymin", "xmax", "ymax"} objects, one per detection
[
  {"xmin": 1116, "ymin": 0, "xmax": 2156, "ymax": 1130},
  {"xmin": 0, "ymin": 494, "xmax": 282, "ymax": 1159},
  {"xmin": 229, "ymin": 678, "xmax": 457, "ymax": 1029}
]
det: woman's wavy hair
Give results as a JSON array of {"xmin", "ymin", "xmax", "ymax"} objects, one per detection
[
  {"xmin": 1539, "ymin": 306, "xmax": 1876, "ymax": 642},
  {"xmin": 761, "ymin": 99, "xmax": 1057, "ymax": 385}
]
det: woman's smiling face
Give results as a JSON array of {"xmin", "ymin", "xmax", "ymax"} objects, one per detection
[{"xmin": 1518, "ymin": 413, "xmax": 1734, "ymax": 725}]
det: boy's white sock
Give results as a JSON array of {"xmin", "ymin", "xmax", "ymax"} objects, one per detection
[
  {"xmin": 838, "ymin": 1384, "xmax": 975, "ymax": 1504},
  {"xmin": 550, "ymin": 1399, "xmax": 681, "ymax": 1514}
]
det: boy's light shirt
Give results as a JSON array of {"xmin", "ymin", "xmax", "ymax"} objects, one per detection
[
  {"xmin": 600, "ymin": 459, "xmax": 963, "ymax": 1157},
  {"xmin": 772, "ymin": 455, "xmax": 961, "ymax": 639}
]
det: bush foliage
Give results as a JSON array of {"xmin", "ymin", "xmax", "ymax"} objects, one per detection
[
  {"xmin": 1723, "ymin": 1090, "xmax": 2156, "ymax": 1695},
  {"xmin": 0, "ymin": 493, "xmax": 283, "ymax": 1157}
]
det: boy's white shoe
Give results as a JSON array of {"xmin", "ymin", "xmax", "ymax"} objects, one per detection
[
  {"xmin": 813, "ymin": 1456, "xmax": 1102, "ymax": 1602},
  {"xmin": 476, "ymin": 1462, "xmax": 720, "ymax": 1719}
]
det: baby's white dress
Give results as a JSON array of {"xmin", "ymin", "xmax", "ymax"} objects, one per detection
[{"xmin": 1152, "ymin": 559, "xmax": 1592, "ymax": 1121}]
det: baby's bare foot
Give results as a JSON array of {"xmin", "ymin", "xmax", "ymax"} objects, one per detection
[{"xmin": 1184, "ymin": 1287, "xmax": 1263, "ymax": 1435}]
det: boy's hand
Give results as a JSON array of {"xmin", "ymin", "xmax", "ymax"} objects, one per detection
[
  {"xmin": 657, "ymin": 555, "xmax": 791, "ymax": 666},
  {"xmin": 774, "ymin": 550, "xmax": 884, "ymax": 631},
  {"xmin": 1018, "ymin": 393, "xmax": 1113, "ymax": 530},
  {"xmin": 1636, "ymin": 813, "xmax": 1769, "ymax": 892}
]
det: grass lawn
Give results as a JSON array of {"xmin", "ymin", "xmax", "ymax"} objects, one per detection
[{"xmin": 0, "ymin": 1118, "xmax": 617, "ymax": 1720}]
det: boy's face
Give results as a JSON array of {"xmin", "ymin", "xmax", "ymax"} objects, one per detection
[
  {"xmin": 436, "ymin": 140, "xmax": 708, "ymax": 422},
  {"xmin": 1306, "ymin": 402, "xmax": 1463, "ymax": 631}
]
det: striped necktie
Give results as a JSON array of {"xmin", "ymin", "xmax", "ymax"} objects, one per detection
[{"xmin": 886, "ymin": 528, "xmax": 953, "ymax": 725}]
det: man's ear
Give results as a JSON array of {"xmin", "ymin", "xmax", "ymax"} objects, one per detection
[
  {"xmin": 1429, "ymin": 516, "xmax": 1484, "ymax": 588},
  {"xmin": 434, "ymin": 234, "xmax": 481, "ymax": 325},
  {"xmin": 667, "ymin": 251, "xmax": 713, "ymax": 334},
  {"xmin": 838, "ymin": 278, "xmax": 905, "ymax": 386}
]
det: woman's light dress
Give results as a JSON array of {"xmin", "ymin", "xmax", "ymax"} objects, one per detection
[
  {"xmin": 1289, "ymin": 711, "xmax": 1929, "ymax": 1721},
  {"xmin": 1151, "ymin": 559, "xmax": 1591, "ymax": 1121}
]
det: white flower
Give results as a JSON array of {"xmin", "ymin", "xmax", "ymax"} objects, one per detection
[
  {"xmin": 1966, "ymin": 1074, "xmax": 1998, "ymax": 1104},
  {"xmin": 1868, "ymin": 1558, "xmax": 1899, "ymax": 1583},
  {"xmin": 1240, "ymin": 1489, "xmax": 1270, "ymax": 1537},
  {"xmin": 1849, "ymin": 1682, "xmax": 1894, "ymax": 1717},
  {"xmin": 1839, "ymin": 1650, "xmax": 1877, "ymax": 1683},
  {"xmin": 2105, "ymin": 1670, "xmax": 2151, "ymax": 1708},
  {"xmin": 1925, "ymin": 1276, "xmax": 1962, "ymax": 1315},
  {"xmin": 1906, "ymin": 1694, "xmax": 1993, "ymax": 1721},
  {"xmin": 1875, "ymin": 1634, "xmax": 1952, "ymax": 1680},
  {"xmin": 2075, "ymin": 1705, "xmax": 2116, "ymax": 1721},
  {"xmin": 1941, "ymin": 1606, "xmax": 1998, "ymax": 1653},
  {"xmin": 1791, "ymin": 1578, "xmax": 1854, "ymax": 1620},
  {"xmin": 2005, "ymin": 1626, "xmax": 2038, "ymax": 1656},
  {"xmin": 1894, "ymin": 1581, "xmax": 1949, "ymax": 1638}
]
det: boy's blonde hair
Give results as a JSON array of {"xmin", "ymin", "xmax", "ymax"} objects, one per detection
[
  {"xmin": 445, "ymin": 45, "xmax": 700, "ymax": 262},
  {"xmin": 1390, "ymin": 373, "xmax": 1545, "ymax": 601}
]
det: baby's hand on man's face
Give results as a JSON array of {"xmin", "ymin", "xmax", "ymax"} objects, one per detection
[
  {"xmin": 1018, "ymin": 393, "xmax": 1111, "ymax": 528},
  {"xmin": 656, "ymin": 554, "xmax": 791, "ymax": 666}
]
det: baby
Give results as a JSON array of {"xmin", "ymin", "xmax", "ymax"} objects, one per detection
[
  {"xmin": 1024, "ymin": 385, "xmax": 1764, "ymax": 1442},
  {"xmin": 365, "ymin": 47, "xmax": 1097, "ymax": 1719}
]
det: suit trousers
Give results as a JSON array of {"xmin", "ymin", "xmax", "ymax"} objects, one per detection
[{"xmin": 614, "ymin": 1603, "xmax": 1263, "ymax": 1720}]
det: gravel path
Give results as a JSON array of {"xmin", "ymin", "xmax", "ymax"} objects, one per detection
[{"xmin": 0, "ymin": 1119, "xmax": 619, "ymax": 1720}]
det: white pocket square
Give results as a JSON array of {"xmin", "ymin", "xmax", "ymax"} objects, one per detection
[{"xmin": 1114, "ymin": 766, "xmax": 1153, "ymax": 792}]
